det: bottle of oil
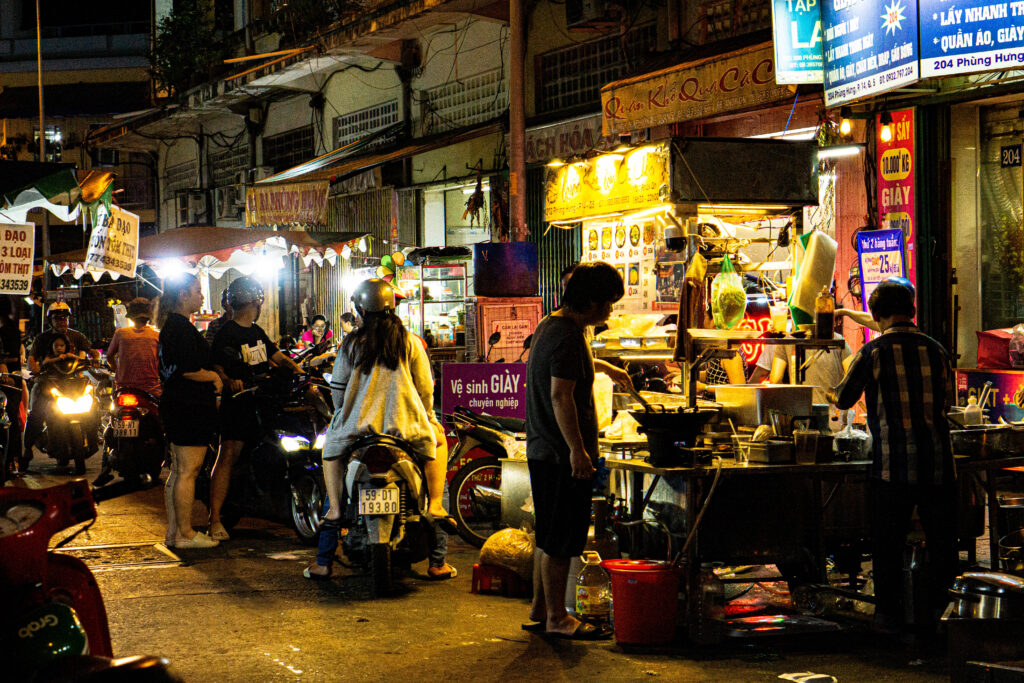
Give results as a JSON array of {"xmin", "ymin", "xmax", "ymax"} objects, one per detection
[
  {"xmin": 815, "ymin": 286, "xmax": 834, "ymax": 340},
  {"xmin": 574, "ymin": 551, "xmax": 612, "ymax": 628}
]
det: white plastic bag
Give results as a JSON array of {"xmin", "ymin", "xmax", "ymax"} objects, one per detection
[{"xmin": 833, "ymin": 409, "xmax": 870, "ymax": 461}]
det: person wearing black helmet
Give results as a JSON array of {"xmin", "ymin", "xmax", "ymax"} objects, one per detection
[
  {"xmin": 204, "ymin": 289, "xmax": 232, "ymax": 343},
  {"xmin": 208, "ymin": 276, "xmax": 304, "ymax": 541}
]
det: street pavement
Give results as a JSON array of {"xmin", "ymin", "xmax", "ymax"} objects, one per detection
[{"xmin": 10, "ymin": 455, "xmax": 951, "ymax": 682}]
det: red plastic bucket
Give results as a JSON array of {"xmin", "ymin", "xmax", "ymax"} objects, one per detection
[{"xmin": 601, "ymin": 559, "xmax": 680, "ymax": 645}]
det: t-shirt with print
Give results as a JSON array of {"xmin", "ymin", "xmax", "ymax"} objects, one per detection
[
  {"xmin": 526, "ymin": 314, "xmax": 597, "ymax": 467},
  {"xmin": 211, "ymin": 320, "xmax": 279, "ymax": 381}
]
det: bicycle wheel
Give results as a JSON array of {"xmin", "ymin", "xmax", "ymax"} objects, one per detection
[{"xmin": 449, "ymin": 456, "xmax": 503, "ymax": 548}]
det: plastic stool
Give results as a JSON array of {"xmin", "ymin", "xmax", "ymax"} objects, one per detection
[{"xmin": 471, "ymin": 563, "xmax": 530, "ymax": 597}]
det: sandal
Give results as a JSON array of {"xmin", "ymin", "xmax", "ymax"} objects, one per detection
[
  {"xmin": 521, "ymin": 622, "xmax": 546, "ymax": 632},
  {"xmin": 428, "ymin": 514, "xmax": 460, "ymax": 535},
  {"xmin": 542, "ymin": 623, "xmax": 611, "ymax": 641},
  {"xmin": 209, "ymin": 522, "xmax": 230, "ymax": 541},
  {"xmin": 302, "ymin": 564, "xmax": 332, "ymax": 580},
  {"xmin": 427, "ymin": 563, "xmax": 458, "ymax": 580}
]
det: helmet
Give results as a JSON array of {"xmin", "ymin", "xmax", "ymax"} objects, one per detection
[
  {"xmin": 126, "ymin": 297, "xmax": 152, "ymax": 320},
  {"xmin": 47, "ymin": 302, "xmax": 72, "ymax": 318},
  {"xmin": 351, "ymin": 278, "xmax": 395, "ymax": 314},
  {"xmin": 882, "ymin": 276, "xmax": 916, "ymax": 298},
  {"xmin": 227, "ymin": 276, "xmax": 264, "ymax": 310}
]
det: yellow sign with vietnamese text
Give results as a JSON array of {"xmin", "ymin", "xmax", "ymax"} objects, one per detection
[
  {"xmin": 245, "ymin": 180, "xmax": 329, "ymax": 227},
  {"xmin": 543, "ymin": 143, "xmax": 670, "ymax": 222},
  {"xmin": 600, "ymin": 44, "xmax": 792, "ymax": 137}
]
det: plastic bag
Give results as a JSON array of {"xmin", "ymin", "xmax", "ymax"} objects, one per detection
[
  {"xmin": 1010, "ymin": 324, "xmax": 1024, "ymax": 368},
  {"xmin": 832, "ymin": 409, "xmax": 870, "ymax": 461},
  {"xmin": 480, "ymin": 527, "xmax": 535, "ymax": 580},
  {"xmin": 710, "ymin": 255, "xmax": 747, "ymax": 329}
]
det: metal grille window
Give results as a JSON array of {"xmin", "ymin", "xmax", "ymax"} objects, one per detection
[
  {"xmin": 537, "ymin": 24, "xmax": 657, "ymax": 114},
  {"xmin": 209, "ymin": 142, "xmax": 250, "ymax": 188},
  {"xmin": 164, "ymin": 160, "xmax": 198, "ymax": 194},
  {"xmin": 333, "ymin": 100, "xmax": 400, "ymax": 150},
  {"xmin": 263, "ymin": 125, "xmax": 314, "ymax": 173},
  {"xmin": 420, "ymin": 68, "xmax": 507, "ymax": 135}
]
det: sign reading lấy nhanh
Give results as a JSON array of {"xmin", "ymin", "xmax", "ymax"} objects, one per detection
[
  {"xmin": 543, "ymin": 143, "xmax": 671, "ymax": 223},
  {"xmin": 245, "ymin": 181, "xmax": 328, "ymax": 227},
  {"xmin": 600, "ymin": 44, "xmax": 791, "ymax": 137},
  {"xmin": 86, "ymin": 205, "xmax": 139, "ymax": 278}
]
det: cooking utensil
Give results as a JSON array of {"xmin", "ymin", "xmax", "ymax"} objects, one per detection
[
  {"xmin": 627, "ymin": 385, "xmax": 655, "ymax": 413},
  {"xmin": 950, "ymin": 572, "xmax": 1024, "ymax": 619}
]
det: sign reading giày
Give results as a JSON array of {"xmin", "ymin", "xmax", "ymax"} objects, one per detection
[
  {"xmin": 772, "ymin": 0, "xmax": 825, "ymax": 83},
  {"xmin": 920, "ymin": 0, "xmax": 1024, "ymax": 77},
  {"xmin": 876, "ymin": 108, "xmax": 916, "ymax": 291},
  {"xmin": 245, "ymin": 180, "xmax": 328, "ymax": 227},
  {"xmin": 822, "ymin": 0, "xmax": 920, "ymax": 106},
  {"xmin": 600, "ymin": 44, "xmax": 791, "ymax": 137},
  {"xmin": 86, "ymin": 205, "xmax": 139, "ymax": 278},
  {"xmin": 0, "ymin": 223, "xmax": 35, "ymax": 295},
  {"xmin": 442, "ymin": 363, "xmax": 526, "ymax": 421}
]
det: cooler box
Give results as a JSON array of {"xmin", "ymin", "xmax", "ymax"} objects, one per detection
[
  {"xmin": 977, "ymin": 328, "xmax": 1014, "ymax": 369},
  {"xmin": 465, "ymin": 297, "xmax": 543, "ymax": 362}
]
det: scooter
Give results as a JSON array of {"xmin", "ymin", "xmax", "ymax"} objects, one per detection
[
  {"xmin": 342, "ymin": 434, "xmax": 443, "ymax": 597},
  {"xmin": 97, "ymin": 387, "xmax": 165, "ymax": 488},
  {"xmin": 34, "ymin": 358, "xmax": 100, "ymax": 474},
  {"xmin": 0, "ymin": 480, "xmax": 176, "ymax": 679}
]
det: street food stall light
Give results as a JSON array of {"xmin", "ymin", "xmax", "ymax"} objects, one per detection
[
  {"xmin": 839, "ymin": 118, "xmax": 853, "ymax": 136},
  {"xmin": 879, "ymin": 111, "xmax": 894, "ymax": 143},
  {"xmin": 817, "ymin": 144, "xmax": 865, "ymax": 160}
]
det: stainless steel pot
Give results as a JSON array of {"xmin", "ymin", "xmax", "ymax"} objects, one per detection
[{"xmin": 950, "ymin": 572, "xmax": 1024, "ymax": 619}]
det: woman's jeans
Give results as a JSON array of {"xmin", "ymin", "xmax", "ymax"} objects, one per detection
[{"xmin": 316, "ymin": 480, "xmax": 450, "ymax": 568}]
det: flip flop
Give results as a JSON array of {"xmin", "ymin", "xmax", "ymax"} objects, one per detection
[
  {"xmin": 430, "ymin": 514, "xmax": 460, "ymax": 535},
  {"xmin": 521, "ymin": 622, "xmax": 546, "ymax": 632},
  {"xmin": 542, "ymin": 623, "xmax": 611, "ymax": 641},
  {"xmin": 303, "ymin": 565, "xmax": 332, "ymax": 580}
]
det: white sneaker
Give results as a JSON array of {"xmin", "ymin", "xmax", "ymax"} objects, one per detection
[
  {"xmin": 173, "ymin": 532, "xmax": 219, "ymax": 549},
  {"xmin": 209, "ymin": 522, "xmax": 230, "ymax": 541}
]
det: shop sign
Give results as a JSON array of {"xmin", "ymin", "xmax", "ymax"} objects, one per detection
[
  {"xmin": 86, "ymin": 205, "xmax": 139, "ymax": 278},
  {"xmin": 1001, "ymin": 144, "xmax": 1022, "ymax": 167},
  {"xmin": 245, "ymin": 180, "xmax": 328, "ymax": 227},
  {"xmin": 876, "ymin": 108, "xmax": 916, "ymax": 291},
  {"xmin": 0, "ymin": 223, "xmax": 34, "ymax": 295},
  {"xmin": 544, "ymin": 143, "xmax": 670, "ymax": 222},
  {"xmin": 584, "ymin": 219, "xmax": 660, "ymax": 313},
  {"xmin": 600, "ymin": 44, "xmax": 791, "ymax": 137},
  {"xmin": 523, "ymin": 114, "xmax": 616, "ymax": 164},
  {"xmin": 856, "ymin": 228, "xmax": 907, "ymax": 317},
  {"xmin": 956, "ymin": 369, "xmax": 1024, "ymax": 423},
  {"xmin": 441, "ymin": 363, "xmax": 526, "ymax": 420},
  {"xmin": 920, "ymin": 0, "xmax": 1024, "ymax": 77},
  {"xmin": 822, "ymin": 0, "xmax": 920, "ymax": 106},
  {"xmin": 771, "ymin": 0, "xmax": 825, "ymax": 83}
]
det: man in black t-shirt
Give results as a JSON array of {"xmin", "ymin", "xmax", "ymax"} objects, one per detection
[
  {"xmin": 524, "ymin": 262, "xmax": 627, "ymax": 641},
  {"xmin": 208, "ymin": 277, "xmax": 303, "ymax": 541},
  {"xmin": 23, "ymin": 302, "xmax": 99, "ymax": 467}
]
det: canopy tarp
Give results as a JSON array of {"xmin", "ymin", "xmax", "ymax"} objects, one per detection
[
  {"xmin": 0, "ymin": 161, "xmax": 115, "ymax": 224},
  {"xmin": 49, "ymin": 226, "xmax": 369, "ymax": 280}
]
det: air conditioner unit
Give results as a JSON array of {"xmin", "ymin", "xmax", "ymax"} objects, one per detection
[
  {"xmin": 216, "ymin": 186, "xmax": 243, "ymax": 221},
  {"xmin": 253, "ymin": 166, "xmax": 274, "ymax": 182},
  {"xmin": 566, "ymin": 0, "xmax": 616, "ymax": 29},
  {"xmin": 187, "ymin": 190, "xmax": 207, "ymax": 224},
  {"xmin": 237, "ymin": 170, "xmax": 250, "ymax": 185}
]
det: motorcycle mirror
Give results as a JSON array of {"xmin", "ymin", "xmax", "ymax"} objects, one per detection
[{"xmin": 487, "ymin": 331, "xmax": 501, "ymax": 346}]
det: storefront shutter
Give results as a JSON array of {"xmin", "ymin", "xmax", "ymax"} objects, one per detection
[{"xmin": 527, "ymin": 166, "xmax": 581, "ymax": 314}]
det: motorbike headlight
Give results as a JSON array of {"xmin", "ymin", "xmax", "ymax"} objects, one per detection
[
  {"xmin": 56, "ymin": 393, "xmax": 94, "ymax": 415},
  {"xmin": 314, "ymin": 432, "xmax": 326, "ymax": 450},
  {"xmin": 280, "ymin": 435, "xmax": 310, "ymax": 452}
]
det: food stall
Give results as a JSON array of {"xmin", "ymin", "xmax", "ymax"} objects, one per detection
[{"xmin": 544, "ymin": 137, "xmax": 874, "ymax": 641}]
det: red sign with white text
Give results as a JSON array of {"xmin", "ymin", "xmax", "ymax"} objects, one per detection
[{"xmin": 876, "ymin": 108, "xmax": 916, "ymax": 292}]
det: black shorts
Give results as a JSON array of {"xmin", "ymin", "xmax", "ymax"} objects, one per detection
[
  {"xmin": 528, "ymin": 459, "xmax": 592, "ymax": 559},
  {"xmin": 162, "ymin": 393, "xmax": 218, "ymax": 447},
  {"xmin": 219, "ymin": 395, "xmax": 260, "ymax": 443}
]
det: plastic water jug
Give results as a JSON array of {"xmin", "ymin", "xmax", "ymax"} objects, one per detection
[{"xmin": 575, "ymin": 551, "xmax": 612, "ymax": 627}]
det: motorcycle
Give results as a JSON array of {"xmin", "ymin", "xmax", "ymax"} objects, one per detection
[
  {"xmin": 34, "ymin": 358, "xmax": 101, "ymax": 474},
  {"xmin": 342, "ymin": 433, "xmax": 445, "ymax": 597},
  {"xmin": 446, "ymin": 406, "xmax": 525, "ymax": 548},
  {"xmin": 200, "ymin": 368, "xmax": 331, "ymax": 545},
  {"xmin": 98, "ymin": 387, "xmax": 165, "ymax": 488},
  {"xmin": 0, "ymin": 480, "xmax": 176, "ymax": 680}
]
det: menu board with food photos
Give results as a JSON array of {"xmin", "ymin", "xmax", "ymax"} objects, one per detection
[{"xmin": 581, "ymin": 218, "xmax": 661, "ymax": 313}]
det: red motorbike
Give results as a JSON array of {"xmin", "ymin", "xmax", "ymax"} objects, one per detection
[
  {"xmin": 0, "ymin": 480, "xmax": 175, "ymax": 680},
  {"xmin": 97, "ymin": 387, "xmax": 165, "ymax": 488}
]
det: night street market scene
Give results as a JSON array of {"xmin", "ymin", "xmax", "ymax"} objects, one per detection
[{"xmin": 6, "ymin": 1, "xmax": 1024, "ymax": 682}]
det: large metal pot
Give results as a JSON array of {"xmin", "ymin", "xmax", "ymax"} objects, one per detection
[{"xmin": 950, "ymin": 572, "xmax": 1024, "ymax": 618}]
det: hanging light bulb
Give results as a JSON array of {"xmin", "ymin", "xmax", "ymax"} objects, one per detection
[
  {"xmin": 879, "ymin": 111, "xmax": 894, "ymax": 143},
  {"xmin": 839, "ymin": 118, "xmax": 852, "ymax": 136}
]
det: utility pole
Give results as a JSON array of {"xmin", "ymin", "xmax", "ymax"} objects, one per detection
[
  {"xmin": 509, "ymin": 0, "xmax": 527, "ymax": 241},
  {"xmin": 37, "ymin": 0, "xmax": 50, "ymax": 319}
]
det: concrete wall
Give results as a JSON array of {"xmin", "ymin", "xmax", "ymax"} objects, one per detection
[{"xmin": 951, "ymin": 103, "xmax": 981, "ymax": 367}]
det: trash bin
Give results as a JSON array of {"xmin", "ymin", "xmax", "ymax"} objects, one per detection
[{"xmin": 601, "ymin": 559, "xmax": 679, "ymax": 645}]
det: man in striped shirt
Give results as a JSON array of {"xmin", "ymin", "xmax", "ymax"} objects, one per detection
[{"xmin": 829, "ymin": 278, "xmax": 957, "ymax": 637}]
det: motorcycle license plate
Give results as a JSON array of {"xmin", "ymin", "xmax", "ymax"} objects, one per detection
[
  {"xmin": 113, "ymin": 420, "xmax": 139, "ymax": 438},
  {"xmin": 358, "ymin": 487, "xmax": 399, "ymax": 515}
]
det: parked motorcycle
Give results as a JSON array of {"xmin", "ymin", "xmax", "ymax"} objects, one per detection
[
  {"xmin": 199, "ymin": 369, "xmax": 331, "ymax": 545},
  {"xmin": 0, "ymin": 480, "xmax": 176, "ymax": 680},
  {"xmin": 446, "ymin": 406, "xmax": 525, "ymax": 548},
  {"xmin": 342, "ymin": 433, "xmax": 445, "ymax": 597},
  {"xmin": 33, "ymin": 358, "xmax": 100, "ymax": 474},
  {"xmin": 99, "ymin": 387, "xmax": 165, "ymax": 487}
]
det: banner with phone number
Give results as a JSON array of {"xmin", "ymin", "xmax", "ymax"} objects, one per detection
[
  {"xmin": 0, "ymin": 223, "xmax": 35, "ymax": 295},
  {"xmin": 856, "ymin": 228, "xmax": 906, "ymax": 316}
]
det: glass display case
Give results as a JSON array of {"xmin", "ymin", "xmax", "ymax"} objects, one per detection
[{"xmin": 396, "ymin": 262, "xmax": 468, "ymax": 352}]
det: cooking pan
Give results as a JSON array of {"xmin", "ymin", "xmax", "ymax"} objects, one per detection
[{"xmin": 950, "ymin": 572, "xmax": 1024, "ymax": 619}]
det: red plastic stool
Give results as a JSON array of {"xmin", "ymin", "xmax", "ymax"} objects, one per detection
[{"xmin": 471, "ymin": 563, "xmax": 530, "ymax": 597}]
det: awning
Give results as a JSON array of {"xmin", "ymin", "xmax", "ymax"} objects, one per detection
[
  {"xmin": 258, "ymin": 119, "xmax": 504, "ymax": 186},
  {"xmin": 258, "ymin": 122, "xmax": 404, "ymax": 184},
  {"xmin": 49, "ymin": 227, "xmax": 370, "ymax": 280},
  {"xmin": 0, "ymin": 162, "xmax": 115, "ymax": 224}
]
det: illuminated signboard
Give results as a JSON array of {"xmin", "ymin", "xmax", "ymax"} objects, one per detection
[
  {"xmin": 822, "ymin": 0, "xmax": 920, "ymax": 106},
  {"xmin": 920, "ymin": 0, "xmax": 1024, "ymax": 77},
  {"xmin": 771, "ymin": 0, "xmax": 825, "ymax": 83}
]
